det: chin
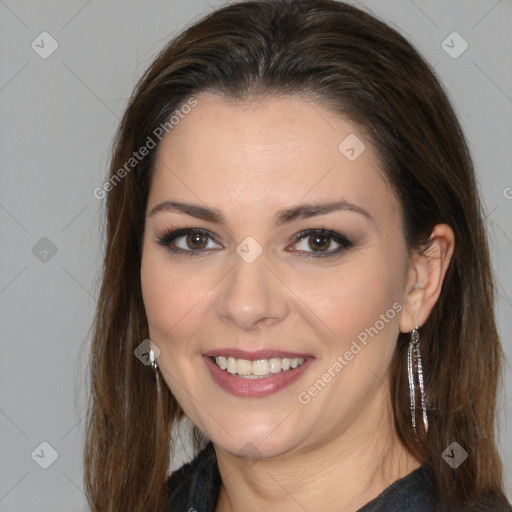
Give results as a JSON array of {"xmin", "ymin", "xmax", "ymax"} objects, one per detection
[{"xmin": 210, "ymin": 423, "xmax": 307, "ymax": 461}]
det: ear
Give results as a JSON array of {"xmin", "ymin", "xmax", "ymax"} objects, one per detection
[{"xmin": 399, "ymin": 224, "xmax": 455, "ymax": 333}]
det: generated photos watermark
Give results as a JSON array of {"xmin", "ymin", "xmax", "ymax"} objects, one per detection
[
  {"xmin": 93, "ymin": 97, "xmax": 198, "ymax": 200},
  {"xmin": 297, "ymin": 301, "xmax": 403, "ymax": 405}
]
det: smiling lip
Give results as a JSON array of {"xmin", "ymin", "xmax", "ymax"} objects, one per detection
[
  {"xmin": 202, "ymin": 348, "xmax": 311, "ymax": 360},
  {"xmin": 202, "ymin": 348, "xmax": 314, "ymax": 398}
]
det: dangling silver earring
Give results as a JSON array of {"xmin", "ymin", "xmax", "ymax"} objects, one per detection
[
  {"xmin": 407, "ymin": 327, "xmax": 428, "ymax": 436},
  {"xmin": 149, "ymin": 345, "xmax": 161, "ymax": 395}
]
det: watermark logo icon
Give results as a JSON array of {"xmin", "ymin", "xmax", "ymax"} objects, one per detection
[
  {"xmin": 31, "ymin": 441, "xmax": 59, "ymax": 469},
  {"xmin": 31, "ymin": 32, "xmax": 59, "ymax": 59},
  {"xmin": 32, "ymin": 237, "xmax": 58, "ymax": 263},
  {"xmin": 236, "ymin": 236, "xmax": 263, "ymax": 264},
  {"xmin": 134, "ymin": 339, "xmax": 160, "ymax": 366},
  {"xmin": 338, "ymin": 134, "xmax": 366, "ymax": 161},
  {"xmin": 441, "ymin": 441, "xmax": 468, "ymax": 468},
  {"xmin": 236, "ymin": 441, "xmax": 262, "ymax": 468},
  {"xmin": 441, "ymin": 32, "xmax": 468, "ymax": 59}
]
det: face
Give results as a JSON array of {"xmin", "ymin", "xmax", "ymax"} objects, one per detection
[{"xmin": 140, "ymin": 92, "xmax": 412, "ymax": 458}]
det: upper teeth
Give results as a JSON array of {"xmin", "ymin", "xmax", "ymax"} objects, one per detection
[{"xmin": 215, "ymin": 356, "xmax": 306, "ymax": 378}]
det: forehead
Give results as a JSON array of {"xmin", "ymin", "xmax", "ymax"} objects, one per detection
[{"xmin": 149, "ymin": 92, "xmax": 398, "ymax": 223}]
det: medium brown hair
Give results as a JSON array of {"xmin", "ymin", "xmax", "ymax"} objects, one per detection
[{"xmin": 84, "ymin": 1, "xmax": 508, "ymax": 510}]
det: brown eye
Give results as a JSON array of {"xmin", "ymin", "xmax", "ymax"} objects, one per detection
[
  {"xmin": 308, "ymin": 234, "xmax": 332, "ymax": 252},
  {"xmin": 156, "ymin": 228, "xmax": 222, "ymax": 254},
  {"xmin": 287, "ymin": 229, "xmax": 354, "ymax": 258},
  {"xmin": 186, "ymin": 232, "xmax": 208, "ymax": 249}
]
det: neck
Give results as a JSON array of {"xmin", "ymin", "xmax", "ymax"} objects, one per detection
[{"xmin": 213, "ymin": 388, "xmax": 421, "ymax": 512}]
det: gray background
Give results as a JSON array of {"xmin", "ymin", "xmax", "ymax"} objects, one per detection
[{"xmin": 0, "ymin": 0, "xmax": 511, "ymax": 510}]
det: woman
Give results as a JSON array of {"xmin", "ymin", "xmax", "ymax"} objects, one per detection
[{"xmin": 84, "ymin": 1, "xmax": 512, "ymax": 510}]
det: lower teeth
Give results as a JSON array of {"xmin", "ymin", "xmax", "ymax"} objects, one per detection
[{"xmin": 236, "ymin": 374, "xmax": 269, "ymax": 379}]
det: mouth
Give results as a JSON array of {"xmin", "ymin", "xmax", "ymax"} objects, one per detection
[
  {"xmin": 209, "ymin": 355, "xmax": 307, "ymax": 379},
  {"xmin": 202, "ymin": 349, "xmax": 314, "ymax": 398}
]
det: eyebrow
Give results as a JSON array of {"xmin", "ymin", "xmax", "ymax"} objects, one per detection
[{"xmin": 148, "ymin": 200, "xmax": 372, "ymax": 225}]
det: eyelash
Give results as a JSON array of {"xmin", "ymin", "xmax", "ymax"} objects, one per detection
[{"xmin": 155, "ymin": 227, "xmax": 354, "ymax": 259}]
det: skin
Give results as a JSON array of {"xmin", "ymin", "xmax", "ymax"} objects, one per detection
[{"xmin": 140, "ymin": 92, "xmax": 454, "ymax": 512}]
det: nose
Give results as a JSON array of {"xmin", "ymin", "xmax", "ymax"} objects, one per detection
[{"xmin": 214, "ymin": 252, "xmax": 290, "ymax": 331}]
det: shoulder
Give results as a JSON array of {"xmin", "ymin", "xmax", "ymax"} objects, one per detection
[
  {"xmin": 164, "ymin": 442, "xmax": 221, "ymax": 512},
  {"xmin": 357, "ymin": 464, "xmax": 438, "ymax": 511},
  {"xmin": 357, "ymin": 465, "xmax": 512, "ymax": 512},
  {"xmin": 163, "ymin": 447, "xmax": 512, "ymax": 512},
  {"xmin": 449, "ymin": 494, "xmax": 512, "ymax": 512}
]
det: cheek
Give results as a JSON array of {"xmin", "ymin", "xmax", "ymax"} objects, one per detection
[
  {"xmin": 288, "ymin": 251, "xmax": 406, "ymax": 370},
  {"xmin": 140, "ymin": 248, "xmax": 213, "ymax": 414},
  {"xmin": 140, "ymin": 248, "xmax": 209, "ymax": 350},
  {"xmin": 300, "ymin": 262, "xmax": 401, "ymax": 330}
]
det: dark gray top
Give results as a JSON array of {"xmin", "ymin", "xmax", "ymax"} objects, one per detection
[{"xmin": 165, "ymin": 442, "xmax": 512, "ymax": 512}]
